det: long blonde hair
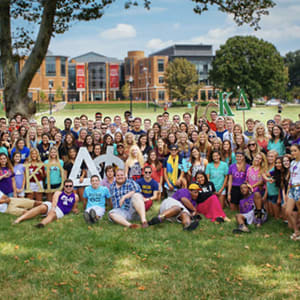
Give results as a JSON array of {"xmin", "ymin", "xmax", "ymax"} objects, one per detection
[
  {"xmin": 27, "ymin": 148, "xmax": 42, "ymax": 163},
  {"xmin": 126, "ymin": 145, "xmax": 144, "ymax": 168}
]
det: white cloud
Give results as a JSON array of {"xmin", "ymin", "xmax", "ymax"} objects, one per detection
[
  {"xmin": 146, "ymin": 38, "xmax": 174, "ymax": 51},
  {"xmin": 100, "ymin": 24, "xmax": 136, "ymax": 40}
]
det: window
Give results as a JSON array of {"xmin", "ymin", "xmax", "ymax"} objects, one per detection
[
  {"xmin": 46, "ymin": 57, "xmax": 56, "ymax": 76},
  {"xmin": 158, "ymin": 76, "xmax": 164, "ymax": 84},
  {"xmin": 158, "ymin": 91, "xmax": 165, "ymax": 100},
  {"xmin": 61, "ymin": 58, "xmax": 66, "ymax": 76},
  {"xmin": 158, "ymin": 59, "xmax": 164, "ymax": 72},
  {"xmin": 62, "ymin": 81, "xmax": 65, "ymax": 88}
]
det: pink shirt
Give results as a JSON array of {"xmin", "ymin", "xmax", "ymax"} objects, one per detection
[{"xmin": 246, "ymin": 167, "xmax": 264, "ymax": 192}]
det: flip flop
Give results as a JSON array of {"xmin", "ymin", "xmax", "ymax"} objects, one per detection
[{"xmin": 232, "ymin": 228, "xmax": 244, "ymax": 234}]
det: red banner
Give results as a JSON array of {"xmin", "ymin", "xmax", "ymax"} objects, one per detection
[
  {"xmin": 110, "ymin": 64, "xmax": 119, "ymax": 89},
  {"xmin": 76, "ymin": 64, "xmax": 85, "ymax": 91}
]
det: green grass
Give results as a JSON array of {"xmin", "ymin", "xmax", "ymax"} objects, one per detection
[
  {"xmin": 1, "ymin": 203, "xmax": 299, "ymax": 299},
  {"xmin": 32, "ymin": 103, "xmax": 300, "ymax": 128}
]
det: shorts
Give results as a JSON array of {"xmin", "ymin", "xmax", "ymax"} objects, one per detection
[
  {"xmin": 288, "ymin": 186, "xmax": 300, "ymax": 202},
  {"xmin": 242, "ymin": 210, "xmax": 255, "ymax": 225},
  {"xmin": 267, "ymin": 195, "xmax": 278, "ymax": 204},
  {"xmin": 159, "ymin": 197, "xmax": 191, "ymax": 223},
  {"xmin": 44, "ymin": 201, "xmax": 64, "ymax": 219},
  {"xmin": 217, "ymin": 188, "xmax": 226, "ymax": 196},
  {"xmin": 108, "ymin": 193, "xmax": 142, "ymax": 222},
  {"xmin": 0, "ymin": 203, "xmax": 8, "ymax": 213},
  {"xmin": 6, "ymin": 197, "xmax": 35, "ymax": 216},
  {"xmin": 29, "ymin": 181, "xmax": 44, "ymax": 193},
  {"xmin": 144, "ymin": 199, "xmax": 153, "ymax": 211},
  {"xmin": 231, "ymin": 186, "xmax": 243, "ymax": 205},
  {"xmin": 17, "ymin": 191, "xmax": 25, "ymax": 197},
  {"xmin": 85, "ymin": 206, "xmax": 105, "ymax": 218},
  {"xmin": 50, "ymin": 183, "xmax": 61, "ymax": 189}
]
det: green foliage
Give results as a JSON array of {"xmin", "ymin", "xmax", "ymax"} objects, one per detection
[
  {"xmin": 39, "ymin": 90, "xmax": 46, "ymax": 101},
  {"xmin": 209, "ymin": 36, "xmax": 288, "ymax": 103},
  {"xmin": 290, "ymin": 86, "xmax": 300, "ymax": 99},
  {"xmin": 284, "ymin": 50, "xmax": 300, "ymax": 88},
  {"xmin": 164, "ymin": 58, "xmax": 199, "ymax": 103},
  {"xmin": 55, "ymin": 86, "xmax": 63, "ymax": 100},
  {"xmin": 121, "ymin": 82, "xmax": 130, "ymax": 100}
]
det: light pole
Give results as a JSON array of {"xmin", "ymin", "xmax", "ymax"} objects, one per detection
[
  {"xmin": 153, "ymin": 85, "xmax": 157, "ymax": 112},
  {"xmin": 129, "ymin": 75, "xmax": 133, "ymax": 114},
  {"xmin": 143, "ymin": 67, "xmax": 149, "ymax": 109},
  {"xmin": 48, "ymin": 81, "xmax": 53, "ymax": 115}
]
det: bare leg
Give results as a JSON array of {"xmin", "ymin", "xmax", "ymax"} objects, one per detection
[
  {"xmin": 46, "ymin": 192, "xmax": 53, "ymax": 202},
  {"xmin": 219, "ymin": 195, "xmax": 226, "ymax": 209},
  {"xmin": 26, "ymin": 193, "xmax": 34, "ymax": 200},
  {"xmin": 286, "ymin": 198, "xmax": 298, "ymax": 235},
  {"xmin": 39, "ymin": 210, "xmax": 57, "ymax": 226},
  {"xmin": 230, "ymin": 203, "xmax": 239, "ymax": 211},
  {"xmin": 180, "ymin": 212, "xmax": 191, "ymax": 228},
  {"xmin": 272, "ymin": 203, "xmax": 280, "ymax": 219},
  {"xmin": 109, "ymin": 212, "xmax": 131, "ymax": 227},
  {"xmin": 132, "ymin": 193, "xmax": 147, "ymax": 224},
  {"xmin": 254, "ymin": 192, "xmax": 262, "ymax": 209},
  {"xmin": 14, "ymin": 204, "xmax": 48, "ymax": 224},
  {"xmin": 78, "ymin": 187, "xmax": 85, "ymax": 204},
  {"xmin": 236, "ymin": 213, "xmax": 246, "ymax": 225}
]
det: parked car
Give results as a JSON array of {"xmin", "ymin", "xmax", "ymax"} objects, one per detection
[{"xmin": 265, "ymin": 99, "xmax": 280, "ymax": 106}]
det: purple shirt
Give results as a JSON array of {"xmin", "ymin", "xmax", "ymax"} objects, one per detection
[
  {"xmin": 0, "ymin": 167, "xmax": 14, "ymax": 195},
  {"xmin": 172, "ymin": 188, "xmax": 197, "ymax": 207},
  {"xmin": 57, "ymin": 191, "xmax": 76, "ymax": 215},
  {"xmin": 229, "ymin": 164, "xmax": 249, "ymax": 186},
  {"xmin": 240, "ymin": 193, "xmax": 254, "ymax": 214},
  {"xmin": 14, "ymin": 164, "xmax": 25, "ymax": 190}
]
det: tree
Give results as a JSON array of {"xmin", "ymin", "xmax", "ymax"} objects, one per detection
[
  {"xmin": 0, "ymin": 0, "xmax": 275, "ymax": 117},
  {"xmin": 164, "ymin": 58, "xmax": 199, "ymax": 104},
  {"xmin": 209, "ymin": 36, "xmax": 288, "ymax": 105},
  {"xmin": 121, "ymin": 82, "xmax": 130, "ymax": 100},
  {"xmin": 284, "ymin": 50, "xmax": 300, "ymax": 88},
  {"xmin": 55, "ymin": 85, "xmax": 63, "ymax": 101}
]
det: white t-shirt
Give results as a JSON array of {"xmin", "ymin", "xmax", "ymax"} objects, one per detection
[
  {"xmin": 290, "ymin": 160, "xmax": 300, "ymax": 186},
  {"xmin": 0, "ymin": 190, "xmax": 7, "ymax": 213}
]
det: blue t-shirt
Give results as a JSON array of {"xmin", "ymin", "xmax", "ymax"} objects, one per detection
[
  {"xmin": 137, "ymin": 178, "xmax": 158, "ymax": 198},
  {"xmin": 84, "ymin": 185, "xmax": 111, "ymax": 209},
  {"xmin": 11, "ymin": 147, "xmax": 30, "ymax": 163},
  {"xmin": 267, "ymin": 168, "xmax": 279, "ymax": 196},
  {"xmin": 267, "ymin": 139, "xmax": 285, "ymax": 156},
  {"xmin": 205, "ymin": 161, "xmax": 229, "ymax": 192},
  {"xmin": 44, "ymin": 159, "xmax": 64, "ymax": 185}
]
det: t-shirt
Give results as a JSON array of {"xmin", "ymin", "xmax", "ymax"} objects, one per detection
[
  {"xmin": 205, "ymin": 161, "xmax": 228, "ymax": 192},
  {"xmin": 100, "ymin": 177, "xmax": 115, "ymax": 189},
  {"xmin": 28, "ymin": 164, "xmax": 45, "ymax": 182},
  {"xmin": 56, "ymin": 191, "xmax": 76, "ymax": 215},
  {"xmin": 11, "ymin": 147, "xmax": 30, "ymax": 163},
  {"xmin": 290, "ymin": 160, "xmax": 300, "ymax": 186},
  {"xmin": 240, "ymin": 193, "xmax": 254, "ymax": 214},
  {"xmin": 216, "ymin": 129, "xmax": 227, "ymax": 141},
  {"xmin": 0, "ymin": 146, "xmax": 8, "ymax": 156},
  {"xmin": 267, "ymin": 139, "xmax": 286, "ymax": 156},
  {"xmin": 246, "ymin": 167, "xmax": 264, "ymax": 193},
  {"xmin": 37, "ymin": 143, "xmax": 50, "ymax": 162},
  {"xmin": 196, "ymin": 181, "xmax": 216, "ymax": 203},
  {"xmin": 0, "ymin": 167, "xmax": 15, "ymax": 195},
  {"xmin": 44, "ymin": 159, "xmax": 64, "ymax": 185},
  {"xmin": 172, "ymin": 188, "xmax": 196, "ymax": 207},
  {"xmin": 228, "ymin": 163, "xmax": 250, "ymax": 186},
  {"xmin": 244, "ymin": 130, "xmax": 254, "ymax": 138},
  {"xmin": 137, "ymin": 178, "xmax": 158, "ymax": 198},
  {"xmin": 14, "ymin": 164, "xmax": 25, "ymax": 190},
  {"xmin": 83, "ymin": 185, "xmax": 111, "ymax": 209},
  {"xmin": 267, "ymin": 168, "xmax": 279, "ymax": 196}
]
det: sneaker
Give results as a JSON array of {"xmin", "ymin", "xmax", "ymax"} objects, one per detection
[
  {"xmin": 89, "ymin": 209, "xmax": 98, "ymax": 223},
  {"xmin": 148, "ymin": 216, "xmax": 163, "ymax": 226},
  {"xmin": 83, "ymin": 211, "xmax": 92, "ymax": 224},
  {"xmin": 183, "ymin": 220, "xmax": 199, "ymax": 231},
  {"xmin": 215, "ymin": 217, "xmax": 225, "ymax": 223},
  {"xmin": 34, "ymin": 223, "xmax": 45, "ymax": 228},
  {"xmin": 239, "ymin": 224, "xmax": 250, "ymax": 233}
]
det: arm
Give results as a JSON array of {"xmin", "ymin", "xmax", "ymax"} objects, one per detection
[
  {"xmin": 12, "ymin": 177, "xmax": 17, "ymax": 197},
  {"xmin": 194, "ymin": 104, "xmax": 199, "ymax": 126},
  {"xmin": 79, "ymin": 169, "xmax": 87, "ymax": 183},
  {"xmin": 124, "ymin": 162, "xmax": 129, "ymax": 178},
  {"xmin": 119, "ymin": 190, "xmax": 135, "ymax": 207},
  {"xmin": 145, "ymin": 190, "xmax": 159, "ymax": 202},
  {"xmin": 72, "ymin": 194, "xmax": 79, "ymax": 214},
  {"xmin": 181, "ymin": 196, "xmax": 197, "ymax": 215},
  {"xmin": 218, "ymin": 175, "xmax": 228, "ymax": 195},
  {"xmin": 50, "ymin": 191, "xmax": 61, "ymax": 211},
  {"xmin": 0, "ymin": 194, "xmax": 10, "ymax": 204},
  {"xmin": 227, "ymin": 175, "xmax": 233, "ymax": 202}
]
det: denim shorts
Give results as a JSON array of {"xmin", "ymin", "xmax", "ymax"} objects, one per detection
[
  {"xmin": 267, "ymin": 195, "xmax": 278, "ymax": 204},
  {"xmin": 288, "ymin": 186, "xmax": 300, "ymax": 202}
]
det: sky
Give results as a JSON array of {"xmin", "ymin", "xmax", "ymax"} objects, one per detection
[{"xmin": 49, "ymin": 0, "xmax": 300, "ymax": 60}]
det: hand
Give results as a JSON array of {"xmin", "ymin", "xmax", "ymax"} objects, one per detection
[
  {"xmin": 227, "ymin": 195, "xmax": 231, "ymax": 203},
  {"xmin": 73, "ymin": 208, "xmax": 79, "ymax": 214},
  {"xmin": 191, "ymin": 211, "xmax": 197, "ymax": 217},
  {"xmin": 119, "ymin": 196, "xmax": 126, "ymax": 207},
  {"xmin": 4, "ymin": 172, "xmax": 10, "ymax": 178},
  {"xmin": 168, "ymin": 184, "xmax": 174, "ymax": 191},
  {"xmin": 79, "ymin": 177, "xmax": 84, "ymax": 183},
  {"xmin": 13, "ymin": 193, "xmax": 17, "ymax": 198}
]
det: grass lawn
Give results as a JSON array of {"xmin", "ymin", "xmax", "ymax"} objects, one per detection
[
  {"xmin": 1, "ymin": 202, "xmax": 299, "ymax": 299},
  {"xmin": 31, "ymin": 102, "xmax": 300, "ymax": 128}
]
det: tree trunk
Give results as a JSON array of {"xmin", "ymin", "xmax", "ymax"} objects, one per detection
[{"xmin": 0, "ymin": 0, "xmax": 58, "ymax": 118}]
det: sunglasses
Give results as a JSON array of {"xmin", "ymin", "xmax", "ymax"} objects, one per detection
[
  {"xmin": 173, "ymin": 118, "xmax": 179, "ymax": 120},
  {"xmin": 144, "ymin": 171, "xmax": 152, "ymax": 174},
  {"xmin": 101, "ymin": 127, "xmax": 107, "ymax": 130},
  {"xmin": 248, "ymin": 143, "xmax": 256, "ymax": 146},
  {"xmin": 208, "ymin": 135, "xmax": 215, "ymax": 138},
  {"xmin": 65, "ymin": 185, "xmax": 73, "ymax": 188}
]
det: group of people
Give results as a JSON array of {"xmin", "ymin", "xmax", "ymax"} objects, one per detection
[{"xmin": 0, "ymin": 106, "xmax": 299, "ymax": 239}]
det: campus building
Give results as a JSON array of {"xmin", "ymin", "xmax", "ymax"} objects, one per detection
[
  {"xmin": 149, "ymin": 44, "xmax": 215, "ymax": 100},
  {"xmin": 0, "ymin": 51, "xmax": 68, "ymax": 104},
  {"xmin": 124, "ymin": 51, "xmax": 169, "ymax": 103},
  {"xmin": 68, "ymin": 52, "xmax": 123, "ymax": 102}
]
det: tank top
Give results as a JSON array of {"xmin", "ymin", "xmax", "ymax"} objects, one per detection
[
  {"xmin": 191, "ymin": 160, "xmax": 205, "ymax": 178},
  {"xmin": 57, "ymin": 191, "xmax": 76, "ymax": 215}
]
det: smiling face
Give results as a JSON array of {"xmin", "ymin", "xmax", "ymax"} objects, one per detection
[
  {"xmin": 291, "ymin": 145, "xmax": 300, "ymax": 160},
  {"xmin": 275, "ymin": 158, "xmax": 282, "ymax": 170},
  {"xmin": 196, "ymin": 173, "xmax": 205, "ymax": 185}
]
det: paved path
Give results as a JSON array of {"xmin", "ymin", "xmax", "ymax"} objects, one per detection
[{"xmin": 35, "ymin": 101, "xmax": 67, "ymax": 116}]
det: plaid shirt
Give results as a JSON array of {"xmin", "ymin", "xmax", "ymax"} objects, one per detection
[{"xmin": 109, "ymin": 179, "xmax": 141, "ymax": 211}]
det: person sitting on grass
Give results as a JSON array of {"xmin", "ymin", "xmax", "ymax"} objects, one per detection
[
  {"xmin": 233, "ymin": 183, "xmax": 267, "ymax": 234},
  {"xmin": 13, "ymin": 179, "xmax": 79, "ymax": 228},
  {"xmin": 0, "ymin": 190, "xmax": 42, "ymax": 216},
  {"xmin": 148, "ymin": 184, "xmax": 201, "ymax": 231},
  {"xmin": 83, "ymin": 175, "xmax": 111, "ymax": 224},
  {"xmin": 108, "ymin": 169, "xmax": 148, "ymax": 229}
]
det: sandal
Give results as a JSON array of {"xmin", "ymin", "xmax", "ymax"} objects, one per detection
[{"xmin": 290, "ymin": 233, "xmax": 300, "ymax": 240}]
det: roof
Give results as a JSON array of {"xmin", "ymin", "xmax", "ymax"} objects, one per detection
[
  {"xmin": 150, "ymin": 44, "xmax": 213, "ymax": 57},
  {"xmin": 70, "ymin": 51, "xmax": 122, "ymax": 64}
]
